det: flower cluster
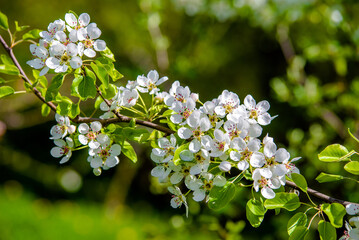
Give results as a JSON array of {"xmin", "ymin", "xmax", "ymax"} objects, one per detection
[
  {"xmin": 27, "ymin": 12, "xmax": 106, "ymax": 75},
  {"xmin": 148, "ymin": 81, "xmax": 300, "ymax": 212},
  {"xmin": 341, "ymin": 204, "xmax": 359, "ymax": 239}
]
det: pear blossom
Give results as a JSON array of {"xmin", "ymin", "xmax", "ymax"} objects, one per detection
[
  {"xmin": 151, "ymin": 134, "xmax": 177, "ymax": 163},
  {"xmin": 165, "ymin": 81, "xmax": 198, "ymax": 107},
  {"xmin": 168, "ymin": 186, "xmax": 188, "ymax": 217},
  {"xmin": 78, "ymin": 121, "xmax": 103, "ymax": 149},
  {"xmin": 214, "ymin": 90, "xmax": 240, "ymax": 118},
  {"xmin": 170, "ymin": 98, "xmax": 196, "ymax": 125},
  {"xmin": 252, "ymin": 168, "xmax": 282, "ymax": 199},
  {"xmin": 40, "ymin": 19, "xmax": 65, "ymax": 41},
  {"xmin": 347, "ymin": 204, "xmax": 359, "ymax": 216},
  {"xmin": 209, "ymin": 129, "xmax": 231, "ymax": 157},
  {"xmin": 50, "ymin": 137, "xmax": 74, "ymax": 164},
  {"xmin": 243, "ymin": 94, "xmax": 274, "ymax": 126},
  {"xmin": 26, "ymin": 44, "xmax": 50, "ymax": 76},
  {"xmin": 46, "ymin": 41, "xmax": 82, "ymax": 72},
  {"xmin": 50, "ymin": 114, "xmax": 76, "ymax": 139},
  {"xmin": 77, "ymin": 23, "xmax": 106, "ymax": 58},
  {"xmin": 136, "ymin": 70, "xmax": 168, "ymax": 95},
  {"xmin": 340, "ymin": 219, "xmax": 359, "ymax": 240},
  {"xmin": 64, "ymin": 13, "xmax": 91, "ymax": 42},
  {"xmin": 87, "ymin": 143, "xmax": 122, "ymax": 169}
]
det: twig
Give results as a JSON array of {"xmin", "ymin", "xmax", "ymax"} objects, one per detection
[
  {"xmin": 286, "ymin": 180, "xmax": 354, "ymax": 206},
  {"xmin": 0, "ymin": 34, "xmax": 57, "ymax": 112}
]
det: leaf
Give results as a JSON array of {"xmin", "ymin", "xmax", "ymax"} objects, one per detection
[
  {"xmin": 287, "ymin": 212, "xmax": 307, "ymax": 236},
  {"xmin": 264, "ymin": 192, "xmax": 300, "ymax": 211},
  {"xmin": 318, "ymin": 144, "xmax": 353, "ymax": 162},
  {"xmin": 0, "ymin": 64, "xmax": 20, "ymax": 75},
  {"xmin": 56, "ymin": 96, "xmax": 72, "ymax": 116},
  {"xmin": 70, "ymin": 75, "xmax": 83, "ymax": 98},
  {"xmin": 344, "ymin": 161, "xmax": 359, "ymax": 175},
  {"xmin": 289, "ymin": 226, "xmax": 308, "ymax": 240},
  {"xmin": 15, "ymin": 21, "xmax": 29, "ymax": 32},
  {"xmin": 91, "ymin": 61, "xmax": 109, "ymax": 87},
  {"xmin": 321, "ymin": 203, "xmax": 346, "ymax": 228},
  {"xmin": 32, "ymin": 70, "xmax": 47, "ymax": 87},
  {"xmin": 45, "ymin": 74, "xmax": 65, "ymax": 102},
  {"xmin": 291, "ymin": 173, "xmax": 308, "ymax": 192},
  {"xmin": 208, "ymin": 183, "xmax": 236, "ymax": 210},
  {"xmin": 69, "ymin": 102, "xmax": 80, "ymax": 119},
  {"xmin": 78, "ymin": 68, "xmax": 97, "ymax": 100},
  {"xmin": 173, "ymin": 142, "xmax": 190, "ymax": 165},
  {"xmin": 41, "ymin": 103, "xmax": 51, "ymax": 117},
  {"xmin": 99, "ymin": 83, "xmax": 116, "ymax": 99},
  {"xmin": 22, "ymin": 29, "xmax": 42, "ymax": 40},
  {"xmin": 245, "ymin": 199, "xmax": 266, "ymax": 228},
  {"xmin": 0, "ymin": 11, "xmax": 8, "ymax": 30},
  {"xmin": 318, "ymin": 220, "xmax": 336, "ymax": 240},
  {"xmin": 123, "ymin": 127, "xmax": 149, "ymax": 143},
  {"xmin": 0, "ymin": 86, "xmax": 15, "ymax": 98},
  {"xmin": 315, "ymin": 172, "xmax": 344, "ymax": 183},
  {"xmin": 121, "ymin": 141, "xmax": 137, "ymax": 163},
  {"xmin": 1, "ymin": 54, "xmax": 13, "ymax": 66},
  {"xmin": 100, "ymin": 47, "xmax": 116, "ymax": 62}
]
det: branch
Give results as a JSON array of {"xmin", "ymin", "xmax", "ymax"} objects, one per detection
[
  {"xmin": 286, "ymin": 180, "xmax": 354, "ymax": 206},
  {"xmin": 0, "ymin": 34, "xmax": 57, "ymax": 112}
]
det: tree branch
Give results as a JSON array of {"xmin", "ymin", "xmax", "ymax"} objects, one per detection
[
  {"xmin": 0, "ymin": 34, "xmax": 57, "ymax": 112},
  {"xmin": 286, "ymin": 180, "xmax": 354, "ymax": 206}
]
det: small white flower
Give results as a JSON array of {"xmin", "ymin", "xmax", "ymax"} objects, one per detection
[
  {"xmin": 243, "ymin": 94, "xmax": 273, "ymax": 126},
  {"xmin": 50, "ymin": 114, "xmax": 76, "ymax": 139},
  {"xmin": 87, "ymin": 143, "xmax": 121, "ymax": 169},
  {"xmin": 136, "ymin": 70, "xmax": 168, "ymax": 95},
  {"xmin": 78, "ymin": 121, "xmax": 103, "ymax": 149},
  {"xmin": 40, "ymin": 19, "xmax": 65, "ymax": 41},
  {"xmin": 168, "ymin": 186, "xmax": 188, "ymax": 217},
  {"xmin": 50, "ymin": 137, "xmax": 74, "ymax": 164}
]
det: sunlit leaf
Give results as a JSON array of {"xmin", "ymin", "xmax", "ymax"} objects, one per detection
[
  {"xmin": 318, "ymin": 220, "xmax": 336, "ymax": 240},
  {"xmin": 0, "ymin": 86, "xmax": 15, "ymax": 98},
  {"xmin": 22, "ymin": 29, "xmax": 42, "ymax": 40},
  {"xmin": 344, "ymin": 161, "xmax": 359, "ymax": 175},
  {"xmin": 264, "ymin": 192, "xmax": 300, "ymax": 211},
  {"xmin": 316, "ymin": 172, "xmax": 344, "ymax": 183},
  {"xmin": 208, "ymin": 182, "xmax": 236, "ymax": 210},
  {"xmin": 318, "ymin": 144, "xmax": 353, "ymax": 162},
  {"xmin": 122, "ymin": 141, "xmax": 137, "ymax": 163},
  {"xmin": 321, "ymin": 203, "xmax": 346, "ymax": 228},
  {"xmin": 0, "ymin": 11, "xmax": 8, "ymax": 30},
  {"xmin": 246, "ymin": 199, "xmax": 266, "ymax": 228},
  {"xmin": 290, "ymin": 173, "xmax": 307, "ymax": 192},
  {"xmin": 287, "ymin": 212, "xmax": 307, "ymax": 236}
]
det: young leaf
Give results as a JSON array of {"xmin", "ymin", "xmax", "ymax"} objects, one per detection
[
  {"xmin": 1, "ymin": 54, "xmax": 14, "ymax": 66},
  {"xmin": 344, "ymin": 161, "xmax": 359, "ymax": 175},
  {"xmin": 69, "ymin": 102, "xmax": 80, "ymax": 119},
  {"xmin": 91, "ymin": 61, "xmax": 109, "ymax": 87},
  {"xmin": 41, "ymin": 103, "xmax": 51, "ymax": 117},
  {"xmin": 0, "ymin": 64, "xmax": 20, "ymax": 75},
  {"xmin": 121, "ymin": 141, "xmax": 137, "ymax": 163},
  {"xmin": 78, "ymin": 68, "xmax": 97, "ymax": 100},
  {"xmin": 173, "ymin": 142, "xmax": 190, "ymax": 165},
  {"xmin": 70, "ymin": 75, "xmax": 83, "ymax": 98},
  {"xmin": 22, "ymin": 29, "xmax": 42, "ymax": 40},
  {"xmin": 15, "ymin": 21, "xmax": 29, "ymax": 32},
  {"xmin": 321, "ymin": 203, "xmax": 346, "ymax": 228},
  {"xmin": 315, "ymin": 172, "xmax": 344, "ymax": 183},
  {"xmin": 0, "ymin": 11, "xmax": 9, "ymax": 30},
  {"xmin": 246, "ymin": 199, "xmax": 266, "ymax": 228},
  {"xmin": 0, "ymin": 86, "xmax": 15, "ymax": 98},
  {"xmin": 318, "ymin": 220, "xmax": 336, "ymax": 240},
  {"xmin": 56, "ymin": 96, "xmax": 72, "ymax": 116},
  {"xmin": 318, "ymin": 144, "xmax": 352, "ymax": 162},
  {"xmin": 264, "ymin": 192, "xmax": 300, "ymax": 211},
  {"xmin": 100, "ymin": 47, "xmax": 116, "ymax": 62},
  {"xmin": 287, "ymin": 212, "xmax": 307, "ymax": 236},
  {"xmin": 208, "ymin": 183, "xmax": 236, "ymax": 210},
  {"xmin": 45, "ymin": 74, "xmax": 65, "ymax": 102},
  {"xmin": 291, "ymin": 173, "xmax": 308, "ymax": 192},
  {"xmin": 289, "ymin": 226, "xmax": 308, "ymax": 240}
]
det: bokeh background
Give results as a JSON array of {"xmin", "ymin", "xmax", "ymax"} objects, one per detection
[{"xmin": 1, "ymin": 0, "xmax": 359, "ymax": 239}]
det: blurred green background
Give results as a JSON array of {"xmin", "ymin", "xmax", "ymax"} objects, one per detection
[{"xmin": 1, "ymin": 0, "xmax": 359, "ymax": 239}]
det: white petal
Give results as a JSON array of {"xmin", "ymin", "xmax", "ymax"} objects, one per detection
[
  {"xmin": 78, "ymin": 135, "xmax": 88, "ymax": 145},
  {"xmin": 346, "ymin": 203, "xmax": 359, "ymax": 215},
  {"xmin": 59, "ymin": 154, "xmax": 71, "ymax": 164},
  {"xmin": 90, "ymin": 157, "xmax": 103, "ymax": 168},
  {"xmin": 90, "ymin": 121, "xmax": 102, "ymax": 132},
  {"xmin": 193, "ymin": 189, "xmax": 206, "ymax": 202},
  {"xmin": 89, "ymin": 140, "xmax": 100, "ymax": 149},
  {"xmin": 50, "ymin": 147, "xmax": 63, "ymax": 158},
  {"xmin": 87, "ymin": 25, "xmax": 101, "ymax": 39},
  {"xmin": 94, "ymin": 40, "xmax": 106, "ymax": 51},
  {"xmin": 45, "ymin": 57, "xmax": 60, "ymax": 69},
  {"xmin": 264, "ymin": 142, "xmax": 277, "ymax": 158},
  {"xmin": 39, "ymin": 67, "xmax": 49, "ymax": 76},
  {"xmin": 261, "ymin": 187, "xmax": 275, "ymax": 199},
  {"xmin": 151, "ymin": 166, "xmax": 165, "ymax": 178},
  {"xmin": 219, "ymin": 161, "xmax": 231, "ymax": 172},
  {"xmin": 180, "ymin": 150, "xmax": 194, "ymax": 161},
  {"xmin": 213, "ymin": 175, "xmax": 226, "ymax": 187},
  {"xmin": 27, "ymin": 59, "xmax": 45, "ymax": 69},
  {"xmin": 244, "ymin": 95, "xmax": 256, "ymax": 110},
  {"xmin": 230, "ymin": 151, "xmax": 241, "ymax": 161},
  {"xmin": 65, "ymin": 13, "xmax": 78, "ymax": 27},
  {"xmin": 70, "ymin": 56, "xmax": 82, "ymax": 69},
  {"xmin": 78, "ymin": 13, "xmax": 90, "ymax": 26},
  {"xmin": 84, "ymin": 48, "xmax": 96, "ymax": 58},
  {"xmin": 257, "ymin": 100, "xmax": 270, "ymax": 112},
  {"xmin": 109, "ymin": 144, "xmax": 122, "ymax": 156},
  {"xmin": 250, "ymin": 152, "xmax": 265, "ymax": 168},
  {"xmin": 237, "ymin": 160, "xmax": 249, "ymax": 170},
  {"xmin": 178, "ymin": 127, "xmax": 192, "ymax": 139},
  {"xmin": 189, "ymin": 139, "xmax": 201, "ymax": 153},
  {"xmin": 78, "ymin": 123, "xmax": 89, "ymax": 134},
  {"xmin": 258, "ymin": 113, "xmax": 272, "ymax": 125},
  {"xmin": 67, "ymin": 43, "xmax": 78, "ymax": 56},
  {"xmin": 170, "ymin": 172, "xmax": 184, "ymax": 184},
  {"xmin": 55, "ymin": 64, "xmax": 68, "ymax": 73},
  {"xmin": 53, "ymin": 139, "xmax": 66, "ymax": 147},
  {"xmin": 275, "ymin": 148, "xmax": 290, "ymax": 163},
  {"xmin": 259, "ymin": 168, "xmax": 272, "ymax": 179},
  {"xmin": 69, "ymin": 29, "xmax": 78, "ymax": 42},
  {"xmin": 105, "ymin": 156, "xmax": 119, "ymax": 168},
  {"xmin": 77, "ymin": 28, "xmax": 87, "ymax": 41}
]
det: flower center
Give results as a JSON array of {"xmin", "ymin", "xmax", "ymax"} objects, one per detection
[
  {"xmin": 84, "ymin": 39, "xmax": 93, "ymax": 48},
  {"xmin": 250, "ymin": 109, "xmax": 258, "ymax": 119},
  {"xmin": 204, "ymin": 180, "xmax": 213, "ymax": 191},
  {"xmin": 87, "ymin": 131, "xmax": 97, "ymax": 140},
  {"xmin": 60, "ymin": 53, "xmax": 70, "ymax": 64},
  {"xmin": 182, "ymin": 109, "xmax": 192, "ymax": 119}
]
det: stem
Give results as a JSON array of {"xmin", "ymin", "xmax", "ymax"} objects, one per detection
[{"xmin": 286, "ymin": 180, "xmax": 355, "ymax": 206}]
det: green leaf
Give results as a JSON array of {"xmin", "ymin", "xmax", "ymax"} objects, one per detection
[
  {"xmin": 56, "ymin": 96, "xmax": 72, "ymax": 116},
  {"xmin": 264, "ymin": 192, "xmax": 300, "ymax": 211},
  {"xmin": 208, "ymin": 183, "xmax": 236, "ymax": 210},
  {"xmin": 315, "ymin": 172, "xmax": 344, "ymax": 183},
  {"xmin": 318, "ymin": 220, "xmax": 336, "ymax": 240},
  {"xmin": 1, "ymin": 54, "xmax": 13, "ymax": 66},
  {"xmin": 245, "ymin": 199, "xmax": 266, "ymax": 228},
  {"xmin": 0, "ymin": 86, "xmax": 15, "ymax": 98},
  {"xmin": 121, "ymin": 141, "xmax": 137, "ymax": 163},
  {"xmin": 45, "ymin": 74, "xmax": 65, "ymax": 102},
  {"xmin": 15, "ymin": 21, "xmax": 29, "ymax": 32},
  {"xmin": 32, "ymin": 70, "xmax": 47, "ymax": 87},
  {"xmin": 0, "ymin": 11, "xmax": 9, "ymax": 30},
  {"xmin": 70, "ymin": 75, "xmax": 83, "ymax": 98},
  {"xmin": 99, "ymin": 83, "xmax": 117, "ymax": 99},
  {"xmin": 173, "ymin": 142, "xmax": 190, "ymax": 165},
  {"xmin": 287, "ymin": 212, "xmax": 307, "ymax": 236},
  {"xmin": 78, "ymin": 68, "xmax": 97, "ymax": 100},
  {"xmin": 69, "ymin": 102, "xmax": 80, "ymax": 119},
  {"xmin": 344, "ymin": 161, "xmax": 359, "ymax": 175},
  {"xmin": 289, "ymin": 226, "xmax": 308, "ymax": 240},
  {"xmin": 100, "ymin": 47, "xmax": 116, "ymax": 62},
  {"xmin": 318, "ymin": 144, "xmax": 353, "ymax": 162},
  {"xmin": 91, "ymin": 61, "xmax": 109, "ymax": 87},
  {"xmin": 0, "ymin": 64, "xmax": 20, "ymax": 75},
  {"xmin": 22, "ymin": 29, "xmax": 42, "ymax": 40},
  {"xmin": 321, "ymin": 203, "xmax": 346, "ymax": 228},
  {"xmin": 291, "ymin": 173, "xmax": 307, "ymax": 192},
  {"xmin": 41, "ymin": 103, "xmax": 51, "ymax": 117}
]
